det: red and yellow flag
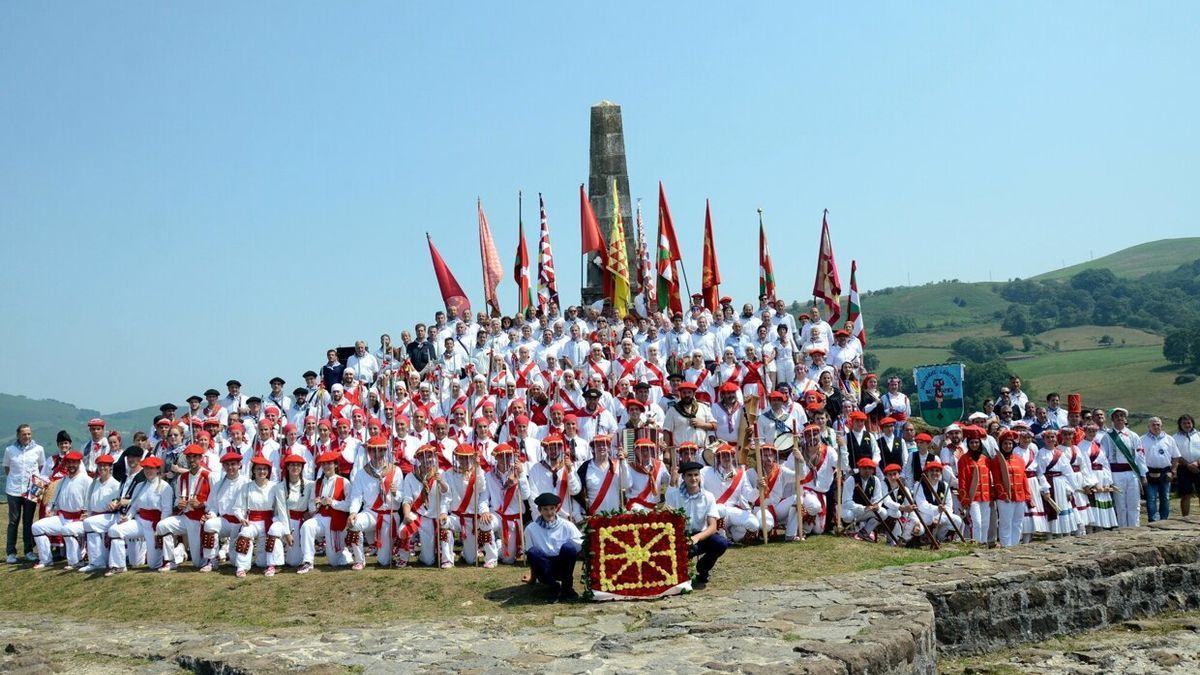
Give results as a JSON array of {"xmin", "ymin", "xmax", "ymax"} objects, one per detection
[{"xmin": 701, "ymin": 199, "xmax": 721, "ymax": 313}]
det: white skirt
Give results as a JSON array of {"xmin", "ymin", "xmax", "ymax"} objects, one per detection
[
  {"xmin": 1088, "ymin": 471, "xmax": 1119, "ymax": 529},
  {"xmin": 1046, "ymin": 475, "xmax": 1078, "ymax": 535},
  {"xmin": 1022, "ymin": 475, "xmax": 1049, "ymax": 534},
  {"xmin": 1071, "ymin": 470, "xmax": 1091, "ymax": 527}
]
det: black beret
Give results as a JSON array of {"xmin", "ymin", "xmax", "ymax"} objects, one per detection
[
  {"xmin": 679, "ymin": 461, "xmax": 704, "ymax": 474},
  {"xmin": 534, "ymin": 492, "xmax": 562, "ymax": 507},
  {"xmin": 226, "ymin": 379, "xmax": 242, "ymax": 387}
]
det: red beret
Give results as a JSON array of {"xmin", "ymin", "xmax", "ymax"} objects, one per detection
[
  {"xmin": 925, "ymin": 461, "xmax": 945, "ymax": 471},
  {"xmin": 366, "ymin": 435, "xmax": 388, "ymax": 449},
  {"xmin": 915, "ymin": 432, "xmax": 933, "ymax": 443},
  {"xmin": 283, "ymin": 454, "xmax": 307, "ymax": 466},
  {"xmin": 63, "ymin": 451, "xmax": 84, "ymax": 462},
  {"xmin": 849, "ymin": 411, "xmax": 868, "ymax": 422},
  {"xmin": 768, "ymin": 391, "xmax": 788, "ymax": 402},
  {"xmin": 883, "ymin": 463, "xmax": 902, "ymax": 474},
  {"xmin": 250, "ymin": 456, "xmax": 273, "ymax": 468},
  {"xmin": 183, "ymin": 444, "xmax": 205, "ymax": 456},
  {"xmin": 856, "ymin": 458, "xmax": 877, "ymax": 470},
  {"xmin": 220, "ymin": 451, "xmax": 243, "ymax": 464},
  {"xmin": 719, "ymin": 382, "xmax": 739, "ymax": 394},
  {"xmin": 141, "ymin": 456, "xmax": 164, "ymax": 469},
  {"xmin": 677, "ymin": 382, "xmax": 698, "ymax": 391},
  {"xmin": 95, "ymin": 454, "xmax": 115, "ymax": 466},
  {"xmin": 87, "ymin": 418, "xmax": 106, "ymax": 428},
  {"xmin": 317, "ymin": 451, "xmax": 342, "ymax": 464},
  {"xmin": 879, "ymin": 416, "xmax": 897, "ymax": 426}
]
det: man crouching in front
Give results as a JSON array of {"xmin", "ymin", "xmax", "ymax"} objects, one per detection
[{"xmin": 524, "ymin": 492, "xmax": 582, "ymax": 603}]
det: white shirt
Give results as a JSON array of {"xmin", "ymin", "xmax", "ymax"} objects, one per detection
[
  {"xmin": 4, "ymin": 442, "xmax": 45, "ymax": 497},
  {"xmin": 1140, "ymin": 432, "xmax": 1180, "ymax": 470},
  {"xmin": 48, "ymin": 471, "xmax": 92, "ymax": 512},
  {"xmin": 523, "ymin": 515, "xmax": 583, "ymax": 556},
  {"xmin": 207, "ymin": 475, "xmax": 250, "ymax": 518},
  {"xmin": 347, "ymin": 352, "xmax": 380, "ymax": 383},
  {"xmin": 664, "ymin": 485, "xmax": 719, "ymax": 534},
  {"xmin": 1174, "ymin": 429, "xmax": 1200, "ymax": 464}
]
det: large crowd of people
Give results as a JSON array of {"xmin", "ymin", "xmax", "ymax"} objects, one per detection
[{"xmin": 5, "ymin": 294, "xmax": 1200, "ymax": 601}]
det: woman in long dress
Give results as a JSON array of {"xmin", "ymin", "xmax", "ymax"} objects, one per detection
[
  {"xmin": 1063, "ymin": 426, "xmax": 1096, "ymax": 535},
  {"xmin": 1016, "ymin": 424, "xmax": 1048, "ymax": 542},
  {"xmin": 1036, "ymin": 429, "xmax": 1078, "ymax": 537},
  {"xmin": 1082, "ymin": 422, "xmax": 1118, "ymax": 530}
]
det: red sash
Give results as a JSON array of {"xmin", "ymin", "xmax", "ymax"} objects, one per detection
[
  {"xmin": 179, "ymin": 470, "xmax": 211, "ymax": 521},
  {"xmin": 716, "ymin": 468, "xmax": 746, "ymax": 505},
  {"xmin": 315, "ymin": 476, "xmax": 349, "ymax": 531},
  {"xmin": 515, "ymin": 361, "xmax": 538, "ymax": 388},
  {"xmin": 587, "ymin": 463, "xmax": 617, "ymax": 515},
  {"xmin": 136, "ymin": 508, "xmax": 162, "ymax": 530},
  {"xmin": 453, "ymin": 471, "xmax": 477, "ymax": 516},
  {"xmin": 627, "ymin": 460, "xmax": 663, "ymax": 508},
  {"xmin": 616, "ymin": 357, "xmax": 642, "ymax": 383},
  {"xmin": 645, "ymin": 363, "xmax": 664, "ymax": 387},
  {"xmin": 588, "ymin": 360, "xmax": 607, "ymax": 386},
  {"xmin": 247, "ymin": 509, "xmax": 273, "ymax": 531},
  {"xmin": 754, "ymin": 466, "xmax": 780, "ymax": 507}
]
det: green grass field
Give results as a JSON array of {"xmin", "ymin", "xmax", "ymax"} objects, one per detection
[
  {"xmin": 0, "ymin": 504, "xmax": 968, "ymax": 628},
  {"xmin": 864, "ymin": 281, "xmax": 1009, "ymax": 327}
]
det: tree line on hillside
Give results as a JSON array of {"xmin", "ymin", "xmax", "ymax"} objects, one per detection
[{"xmin": 998, "ymin": 262, "xmax": 1200, "ymax": 335}]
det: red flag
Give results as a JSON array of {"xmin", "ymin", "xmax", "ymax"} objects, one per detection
[
  {"xmin": 514, "ymin": 199, "xmax": 533, "ymax": 314},
  {"xmin": 656, "ymin": 181, "xmax": 683, "ymax": 315},
  {"xmin": 478, "ymin": 199, "xmax": 503, "ymax": 316},
  {"xmin": 848, "ymin": 260, "xmax": 867, "ymax": 347},
  {"xmin": 812, "ymin": 210, "xmax": 842, "ymax": 325},
  {"xmin": 701, "ymin": 199, "xmax": 721, "ymax": 313},
  {"xmin": 580, "ymin": 183, "xmax": 608, "ymax": 294},
  {"xmin": 427, "ymin": 233, "xmax": 471, "ymax": 318}
]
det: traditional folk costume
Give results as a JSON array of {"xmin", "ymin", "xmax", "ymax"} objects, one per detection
[
  {"xmin": 156, "ymin": 445, "xmax": 213, "ymax": 570},
  {"xmin": 914, "ymin": 463, "xmax": 963, "ymax": 541},
  {"xmin": 31, "ymin": 452, "xmax": 90, "ymax": 568},
  {"xmin": 278, "ymin": 455, "xmax": 314, "ymax": 567},
  {"xmin": 841, "ymin": 458, "xmax": 897, "ymax": 541},
  {"xmin": 106, "ymin": 457, "xmax": 174, "ymax": 574},
  {"xmin": 234, "ymin": 457, "xmax": 289, "ymax": 577},
  {"xmin": 1037, "ymin": 433, "xmax": 1080, "ymax": 537},
  {"xmin": 297, "ymin": 452, "xmax": 354, "ymax": 570},
  {"xmin": 486, "ymin": 444, "xmax": 531, "ymax": 564},
  {"xmin": 78, "ymin": 455, "xmax": 122, "ymax": 572},
  {"xmin": 990, "ymin": 432, "xmax": 1030, "ymax": 547},
  {"xmin": 1085, "ymin": 434, "xmax": 1119, "ymax": 529},
  {"xmin": 200, "ymin": 453, "xmax": 250, "ymax": 572},
  {"xmin": 526, "ymin": 436, "xmax": 582, "ymax": 522},
  {"xmin": 347, "ymin": 437, "xmax": 404, "ymax": 569},
  {"xmin": 443, "ymin": 446, "xmax": 499, "ymax": 567},
  {"xmin": 700, "ymin": 445, "xmax": 761, "ymax": 542},
  {"xmin": 398, "ymin": 445, "xmax": 454, "ymax": 568},
  {"xmin": 796, "ymin": 427, "xmax": 838, "ymax": 536}
]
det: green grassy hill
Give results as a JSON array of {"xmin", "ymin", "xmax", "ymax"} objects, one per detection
[
  {"xmin": 0, "ymin": 393, "xmax": 159, "ymax": 450},
  {"xmin": 864, "ymin": 281, "xmax": 1008, "ymax": 328},
  {"xmin": 1032, "ymin": 237, "xmax": 1200, "ymax": 281}
]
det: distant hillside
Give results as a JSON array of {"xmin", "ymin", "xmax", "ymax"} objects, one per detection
[
  {"xmin": 864, "ymin": 281, "xmax": 1008, "ymax": 328},
  {"xmin": 1032, "ymin": 238, "xmax": 1200, "ymax": 281},
  {"xmin": 0, "ymin": 393, "xmax": 159, "ymax": 449}
]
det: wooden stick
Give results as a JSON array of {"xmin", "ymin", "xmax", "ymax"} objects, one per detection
[
  {"xmin": 897, "ymin": 482, "xmax": 939, "ymax": 550},
  {"xmin": 920, "ymin": 474, "xmax": 967, "ymax": 542},
  {"xmin": 853, "ymin": 481, "xmax": 900, "ymax": 546}
]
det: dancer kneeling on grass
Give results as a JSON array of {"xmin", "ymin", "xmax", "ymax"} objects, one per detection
[
  {"xmin": 665, "ymin": 461, "xmax": 727, "ymax": 586},
  {"xmin": 524, "ymin": 492, "xmax": 583, "ymax": 602}
]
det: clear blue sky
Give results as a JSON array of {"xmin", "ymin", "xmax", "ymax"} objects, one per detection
[{"xmin": 2, "ymin": 3, "xmax": 1196, "ymax": 412}]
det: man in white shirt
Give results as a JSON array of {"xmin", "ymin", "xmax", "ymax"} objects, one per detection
[
  {"xmin": 1141, "ymin": 416, "xmax": 1180, "ymax": 522},
  {"xmin": 5, "ymin": 424, "xmax": 45, "ymax": 563},
  {"xmin": 524, "ymin": 492, "xmax": 584, "ymax": 602},
  {"xmin": 664, "ymin": 461, "xmax": 726, "ymax": 586},
  {"xmin": 347, "ymin": 341, "xmax": 380, "ymax": 384}
]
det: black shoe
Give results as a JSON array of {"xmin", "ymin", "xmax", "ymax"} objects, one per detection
[
  {"xmin": 558, "ymin": 587, "xmax": 580, "ymax": 602},
  {"xmin": 694, "ymin": 573, "xmax": 709, "ymax": 586}
]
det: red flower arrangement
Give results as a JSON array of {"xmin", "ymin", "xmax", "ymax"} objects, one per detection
[{"xmin": 581, "ymin": 509, "xmax": 691, "ymax": 600}]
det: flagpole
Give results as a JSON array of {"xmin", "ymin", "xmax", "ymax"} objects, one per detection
[{"xmin": 518, "ymin": 189, "xmax": 523, "ymax": 315}]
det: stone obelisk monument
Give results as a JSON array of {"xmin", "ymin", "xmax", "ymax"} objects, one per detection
[{"xmin": 583, "ymin": 101, "xmax": 635, "ymax": 305}]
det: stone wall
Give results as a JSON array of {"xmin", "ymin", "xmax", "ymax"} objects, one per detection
[{"xmin": 924, "ymin": 517, "xmax": 1200, "ymax": 656}]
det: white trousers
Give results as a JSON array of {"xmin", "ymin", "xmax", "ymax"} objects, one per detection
[
  {"xmin": 108, "ymin": 516, "xmax": 160, "ymax": 570},
  {"xmin": 844, "ymin": 507, "xmax": 881, "ymax": 533},
  {"xmin": 396, "ymin": 515, "xmax": 454, "ymax": 567},
  {"xmin": 348, "ymin": 510, "xmax": 397, "ymax": 566},
  {"xmin": 801, "ymin": 490, "xmax": 827, "ymax": 535},
  {"xmin": 716, "ymin": 504, "xmax": 760, "ymax": 542},
  {"xmin": 235, "ymin": 520, "xmax": 287, "ymax": 571},
  {"xmin": 996, "ymin": 500, "xmax": 1025, "ymax": 547},
  {"xmin": 967, "ymin": 501, "xmax": 992, "ymax": 544},
  {"xmin": 765, "ymin": 497, "xmax": 795, "ymax": 538},
  {"xmin": 32, "ymin": 515, "xmax": 85, "ymax": 565},
  {"xmin": 83, "ymin": 513, "xmax": 121, "ymax": 568},
  {"xmin": 299, "ymin": 514, "xmax": 352, "ymax": 566},
  {"xmin": 284, "ymin": 518, "xmax": 304, "ymax": 567},
  {"xmin": 926, "ymin": 509, "xmax": 964, "ymax": 541},
  {"xmin": 156, "ymin": 516, "xmax": 204, "ymax": 567},
  {"xmin": 1111, "ymin": 470, "xmax": 1141, "ymax": 528},
  {"xmin": 446, "ymin": 513, "xmax": 499, "ymax": 565},
  {"xmin": 202, "ymin": 518, "xmax": 242, "ymax": 567}
]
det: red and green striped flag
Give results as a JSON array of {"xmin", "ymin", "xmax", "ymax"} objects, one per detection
[
  {"xmin": 514, "ymin": 192, "xmax": 533, "ymax": 314},
  {"xmin": 848, "ymin": 259, "xmax": 866, "ymax": 347},
  {"xmin": 758, "ymin": 209, "xmax": 775, "ymax": 300}
]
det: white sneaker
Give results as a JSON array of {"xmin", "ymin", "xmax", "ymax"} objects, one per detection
[
  {"xmin": 5, "ymin": 555, "xmax": 16, "ymax": 564},
  {"xmin": 77, "ymin": 564, "xmax": 98, "ymax": 573},
  {"xmin": 25, "ymin": 552, "xmax": 37, "ymax": 562}
]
